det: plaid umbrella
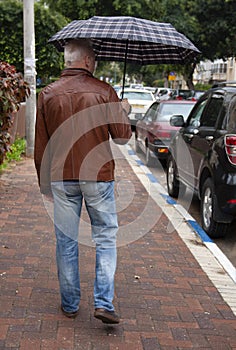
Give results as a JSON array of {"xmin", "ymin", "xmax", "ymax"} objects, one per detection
[{"xmin": 48, "ymin": 16, "xmax": 200, "ymax": 93}]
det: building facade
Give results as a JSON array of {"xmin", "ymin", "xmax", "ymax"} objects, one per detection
[{"xmin": 193, "ymin": 58, "xmax": 236, "ymax": 85}]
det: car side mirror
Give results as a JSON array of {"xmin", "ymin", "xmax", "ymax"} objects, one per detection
[{"xmin": 170, "ymin": 115, "xmax": 185, "ymax": 127}]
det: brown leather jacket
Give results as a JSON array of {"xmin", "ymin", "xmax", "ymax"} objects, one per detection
[{"xmin": 34, "ymin": 68, "xmax": 132, "ymax": 194}]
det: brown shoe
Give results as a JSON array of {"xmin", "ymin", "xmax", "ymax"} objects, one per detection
[
  {"xmin": 94, "ymin": 308, "xmax": 120, "ymax": 324},
  {"xmin": 61, "ymin": 306, "xmax": 79, "ymax": 319}
]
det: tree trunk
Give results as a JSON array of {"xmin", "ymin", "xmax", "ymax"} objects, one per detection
[{"xmin": 184, "ymin": 63, "xmax": 196, "ymax": 90}]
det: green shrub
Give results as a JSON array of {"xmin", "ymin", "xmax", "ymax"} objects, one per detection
[
  {"xmin": 0, "ymin": 61, "xmax": 30, "ymax": 165},
  {"xmin": 194, "ymin": 83, "xmax": 212, "ymax": 91},
  {"xmin": 0, "ymin": 138, "xmax": 26, "ymax": 172}
]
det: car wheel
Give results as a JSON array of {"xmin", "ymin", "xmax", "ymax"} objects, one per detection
[
  {"xmin": 145, "ymin": 146, "xmax": 155, "ymax": 167},
  {"xmin": 135, "ymin": 136, "xmax": 141, "ymax": 153},
  {"xmin": 167, "ymin": 155, "xmax": 179, "ymax": 198},
  {"xmin": 201, "ymin": 178, "xmax": 229, "ymax": 238}
]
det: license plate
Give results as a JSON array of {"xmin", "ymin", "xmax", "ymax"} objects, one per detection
[{"xmin": 132, "ymin": 104, "xmax": 144, "ymax": 108}]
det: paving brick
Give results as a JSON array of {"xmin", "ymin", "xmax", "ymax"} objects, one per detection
[
  {"xmin": 4, "ymin": 331, "xmax": 22, "ymax": 348},
  {"xmin": 141, "ymin": 336, "xmax": 161, "ymax": 350},
  {"xmin": 0, "ymin": 326, "xmax": 8, "ymax": 340},
  {"xmin": 20, "ymin": 338, "xmax": 41, "ymax": 350}
]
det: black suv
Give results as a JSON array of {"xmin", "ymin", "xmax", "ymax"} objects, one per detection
[{"xmin": 166, "ymin": 82, "xmax": 236, "ymax": 238}]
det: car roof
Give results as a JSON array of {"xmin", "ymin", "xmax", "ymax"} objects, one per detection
[
  {"xmin": 159, "ymin": 100, "xmax": 196, "ymax": 104},
  {"xmin": 211, "ymin": 81, "xmax": 236, "ymax": 88},
  {"xmin": 213, "ymin": 86, "xmax": 236, "ymax": 94},
  {"xmin": 121, "ymin": 88, "xmax": 154, "ymax": 93},
  {"xmin": 195, "ymin": 86, "xmax": 236, "ymax": 101},
  {"xmin": 201, "ymin": 82, "xmax": 236, "ymax": 95}
]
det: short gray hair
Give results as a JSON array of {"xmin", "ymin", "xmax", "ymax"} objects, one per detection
[{"xmin": 64, "ymin": 39, "xmax": 94, "ymax": 66}]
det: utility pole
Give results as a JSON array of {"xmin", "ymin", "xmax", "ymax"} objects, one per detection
[{"xmin": 23, "ymin": 0, "xmax": 36, "ymax": 157}]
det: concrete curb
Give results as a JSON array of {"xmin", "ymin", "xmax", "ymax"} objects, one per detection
[{"xmin": 118, "ymin": 144, "xmax": 236, "ymax": 315}]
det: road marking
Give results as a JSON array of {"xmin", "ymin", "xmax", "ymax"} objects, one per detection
[{"xmin": 119, "ymin": 144, "xmax": 236, "ymax": 315}]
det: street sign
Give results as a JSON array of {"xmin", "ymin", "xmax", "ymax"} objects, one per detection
[{"xmin": 168, "ymin": 72, "xmax": 176, "ymax": 81}]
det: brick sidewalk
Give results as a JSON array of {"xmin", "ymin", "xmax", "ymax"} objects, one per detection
[{"xmin": 0, "ymin": 152, "xmax": 236, "ymax": 349}]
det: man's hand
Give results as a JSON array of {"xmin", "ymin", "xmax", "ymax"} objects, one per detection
[{"xmin": 121, "ymin": 98, "xmax": 132, "ymax": 115}]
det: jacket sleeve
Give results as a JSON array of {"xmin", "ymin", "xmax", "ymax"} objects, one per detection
[
  {"xmin": 34, "ymin": 92, "xmax": 51, "ymax": 194},
  {"xmin": 106, "ymin": 87, "xmax": 132, "ymax": 144}
]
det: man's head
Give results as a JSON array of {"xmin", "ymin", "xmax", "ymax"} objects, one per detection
[{"xmin": 64, "ymin": 39, "xmax": 96, "ymax": 73}]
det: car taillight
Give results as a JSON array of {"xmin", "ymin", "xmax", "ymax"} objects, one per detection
[
  {"xmin": 225, "ymin": 134, "xmax": 236, "ymax": 165},
  {"xmin": 227, "ymin": 199, "xmax": 236, "ymax": 204}
]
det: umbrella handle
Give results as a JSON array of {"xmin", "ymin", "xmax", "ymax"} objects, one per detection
[{"xmin": 121, "ymin": 39, "xmax": 129, "ymax": 99}]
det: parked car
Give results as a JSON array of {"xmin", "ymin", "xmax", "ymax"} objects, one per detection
[
  {"xmin": 129, "ymin": 83, "xmax": 144, "ymax": 89},
  {"xmin": 166, "ymin": 82, "xmax": 236, "ymax": 238},
  {"xmin": 155, "ymin": 87, "xmax": 176, "ymax": 101},
  {"xmin": 113, "ymin": 85, "xmax": 122, "ymax": 93},
  {"xmin": 135, "ymin": 100, "xmax": 196, "ymax": 166},
  {"xmin": 188, "ymin": 90, "xmax": 205, "ymax": 101},
  {"xmin": 144, "ymin": 86, "xmax": 156, "ymax": 93},
  {"xmin": 117, "ymin": 88, "xmax": 156, "ymax": 130},
  {"xmin": 172, "ymin": 89, "xmax": 194, "ymax": 100}
]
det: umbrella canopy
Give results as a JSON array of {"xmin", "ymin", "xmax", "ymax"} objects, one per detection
[
  {"xmin": 48, "ymin": 16, "xmax": 200, "ymax": 95},
  {"xmin": 49, "ymin": 16, "xmax": 200, "ymax": 64}
]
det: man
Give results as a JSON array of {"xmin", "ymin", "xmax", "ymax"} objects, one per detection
[{"xmin": 34, "ymin": 39, "xmax": 132, "ymax": 324}]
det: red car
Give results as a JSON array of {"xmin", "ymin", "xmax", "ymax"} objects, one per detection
[{"xmin": 135, "ymin": 100, "xmax": 196, "ymax": 166}]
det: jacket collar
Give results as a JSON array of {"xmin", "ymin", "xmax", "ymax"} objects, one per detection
[{"xmin": 61, "ymin": 68, "xmax": 93, "ymax": 78}]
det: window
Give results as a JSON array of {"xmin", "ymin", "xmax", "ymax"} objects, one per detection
[
  {"xmin": 227, "ymin": 95, "xmax": 236, "ymax": 131},
  {"xmin": 201, "ymin": 93, "xmax": 224, "ymax": 127},
  {"xmin": 229, "ymin": 58, "xmax": 234, "ymax": 69},
  {"xmin": 157, "ymin": 102, "xmax": 195, "ymax": 121},
  {"xmin": 144, "ymin": 103, "xmax": 159, "ymax": 122},
  {"xmin": 123, "ymin": 91, "xmax": 154, "ymax": 101},
  {"xmin": 211, "ymin": 62, "xmax": 227, "ymax": 74},
  {"xmin": 188, "ymin": 99, "xmax": 208, "ymax": 127}
]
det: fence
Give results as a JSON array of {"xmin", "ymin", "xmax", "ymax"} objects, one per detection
[{"xmin": 10, "ymin": 103, "xmax": 26, "ymax": 144}]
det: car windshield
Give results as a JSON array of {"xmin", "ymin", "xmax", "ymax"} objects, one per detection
[
  {"xmin": 156, "ymin": 103, "xmax": 195, "ymax": 121},
  {"xmin": 122, "ymin": 91, "xmax": 153, "ymax": 101}
]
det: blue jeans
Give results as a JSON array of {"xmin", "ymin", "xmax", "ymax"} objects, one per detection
[{"xmin": 51, "ymin": 181, "xmax": 118, "ymax": 313}]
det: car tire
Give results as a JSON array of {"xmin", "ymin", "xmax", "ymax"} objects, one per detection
[
  {"xmin": 201, "ymin": 178, "xmax": 229, "ymax": 239},
  {"xmin": 167, "ymin": 155, "xmax": 179, "ymax": 198},
  {"xmin": 145, "ymin": 146, "xmax": 155, "ymax": 167},
  {"xmin": 135, "ymin": 137, "xmax": 141, "ymax": 153}
]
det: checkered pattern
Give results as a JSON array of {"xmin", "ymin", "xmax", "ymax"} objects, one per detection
[{"xmin": 48, "ymin": 16, "xmax": 200, "ymax": 64}]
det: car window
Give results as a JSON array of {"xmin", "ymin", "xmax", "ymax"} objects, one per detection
[
  {"xmin": 200, "ymin": 93, "xmax": 224, "ymax": 127},
  {"xmin": 122, "ymin": 91, "xmax": 153, "ymax": 101},
  {"xmin": 188, "ymin": 99, "xmax": 208, "ymax": 127},
  {"xmin": 144, "ymin": 103, "xmax": 159, "ymax": 121},
  {"xmin": 178, "ymin": 90, "xmax": 193, "ymax": 99},
  {"xmin": 156, "ymin": 103, "xmax": 195, "ymax": 121},
  {"xmin": 227, "ymin": 94, "xmax": 236, "ymax": 132},
  {"xmin": 158, "ymin": 89, "xmax": 168, "ymax": 96}
]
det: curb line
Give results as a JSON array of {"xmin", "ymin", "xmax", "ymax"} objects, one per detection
[{"xmin": 119, "ymin": 144, "xmax": 236, "ymax": 315}]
